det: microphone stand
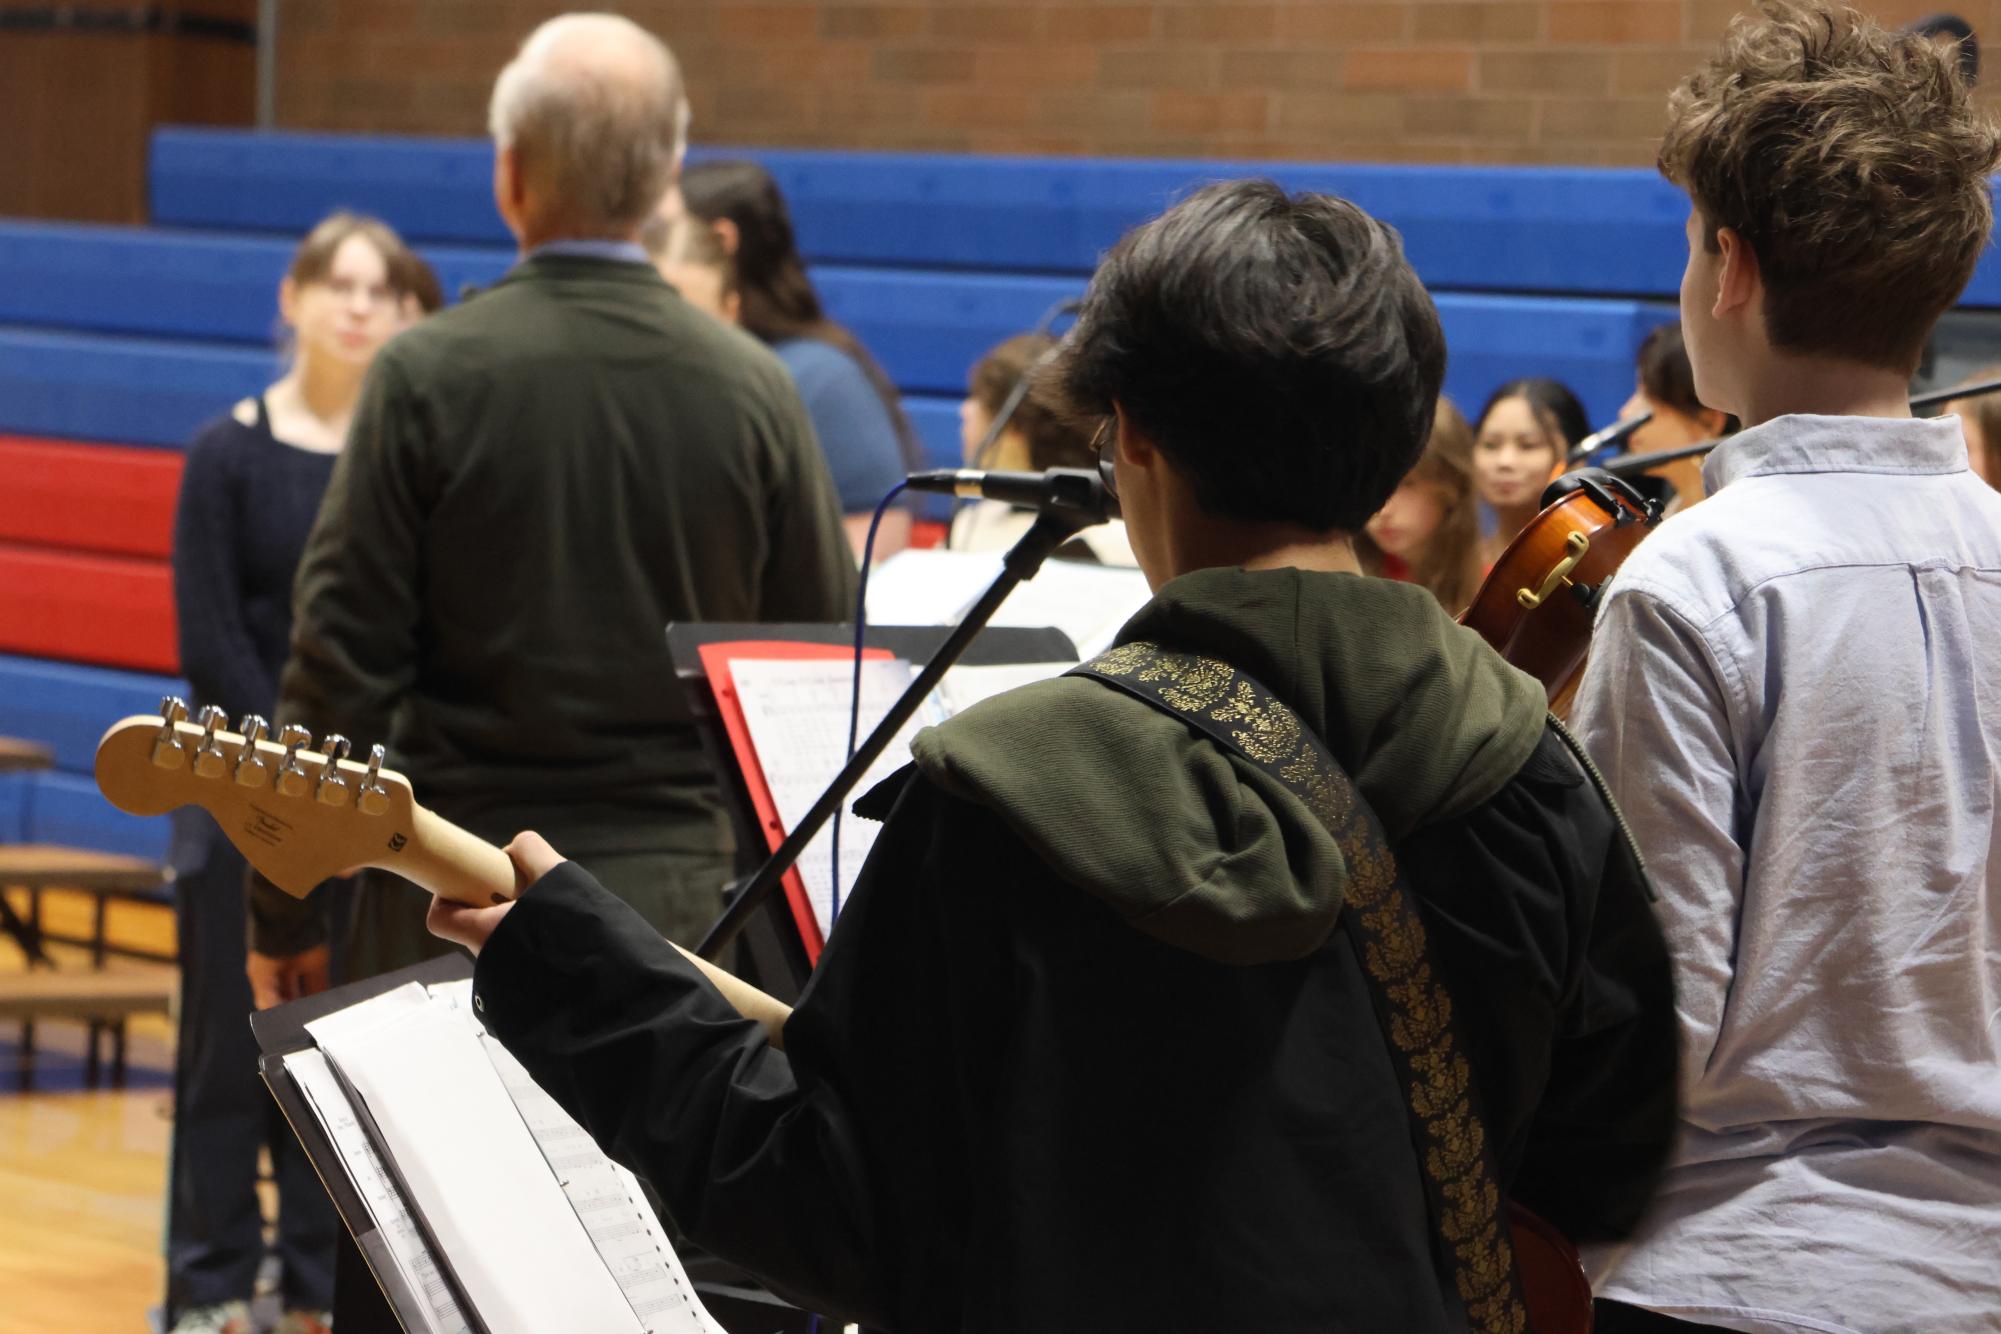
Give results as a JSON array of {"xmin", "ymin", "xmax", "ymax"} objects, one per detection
[{"xmin": 695, "ymin": 501, "xmax": 1105, "ymax": 962}]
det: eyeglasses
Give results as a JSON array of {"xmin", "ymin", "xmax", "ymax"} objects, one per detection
[
  {"xmin": 319, "ymin": 276, "xmax": 401, "ymax": 309},
  {"xmin": 1094, "ymin": 417, "xmax": 1117, "ymax": 499}
]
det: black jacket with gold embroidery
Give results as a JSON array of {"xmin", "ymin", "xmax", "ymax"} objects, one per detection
[{"xmin": 472, "ymin": 568, "xmax": 1677, "ymax": 1332}]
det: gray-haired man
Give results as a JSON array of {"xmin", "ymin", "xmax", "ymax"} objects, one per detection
[{"xmin": 247, "ymin": 13, "xmax": 855, "ymax": 1003}]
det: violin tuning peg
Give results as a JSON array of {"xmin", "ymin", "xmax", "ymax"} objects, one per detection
[
  {"xmin": 233, "ymin": 715, "xmax": 272, "ymax": 788},
  {"xmin": 152, "ymin": 696, "xmax": 191, "ymax": 769},
  {"xmin": 192, "ymin": 706, "xmax": 230, "ymax": 778},
  {"xmin": 357, "ymin": 743, "xmax": 391, "ymax": 816},
  {"xmin": 275, "ymin": 724, "xmax": 313, "ymax": 798},
  {"xmin": 314, "ymin": 734, "xmax": 353, "ymax": 807}
]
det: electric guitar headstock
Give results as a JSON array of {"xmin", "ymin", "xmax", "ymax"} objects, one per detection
[{"xmin": 96, "ymin": 698, "xmax": 419, "ymax": 896}]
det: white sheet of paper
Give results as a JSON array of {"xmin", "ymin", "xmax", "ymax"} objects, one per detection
[
  {"xmin": 862, "ymin": 548, "xmax": 1002, "ymax": 626},
  {"xmin": 319, "ymin": 1003, "xmax": 643, "ymax": 1334},
  {"xmin": 284, "ymin": 1049, "xmax": 473, "ymax": 1334},
  {"xmin": 304, "ymin": 980, "xmax": 432, "ymax": 1050},
  {"xmin": 481, "ymin": 1038, "xmax": 726, "ymax": 1334},
  {"xmin": 862, "ymin": 547, "xmax": 1149, "ymax": 658},
  {"xmin": 935, "ymin": 661, "xmax": 1077, "ymax": 715},
  {"xmin": 987, "ymin": 560, "xmax": 1151, "ymax": 657},
  {"xmin": 728, "ymin": 656, "xmax": 940, "ymax": 937}
]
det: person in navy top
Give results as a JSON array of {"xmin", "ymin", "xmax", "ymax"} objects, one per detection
[
  {"xmin": 166, "ymin": 211, "xmax": 435, "ymax": 1334},
  {"xmin": 679, "ymin": 160, "xmax": 920, "ymax": 557}
]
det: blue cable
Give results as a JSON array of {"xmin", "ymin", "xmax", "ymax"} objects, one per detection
[{"xmin": 827, "ymin": 479, "xmax": 909, "ymax": 928}]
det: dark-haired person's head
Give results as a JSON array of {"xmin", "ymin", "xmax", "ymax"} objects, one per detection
[
  {"xmin": 681, "ymin": 158, "xmax": 926, "ymax": 470},
  {"xmin": 1662, "ymin": 2, "xmax": 2001, "ymax": 418},
  {"xmin": 1471, "ymin": 378, "xmax": 1585, "ymax": 520},
  {"xmin": 280, "ymin": 211, "xmax": 428, "ymax": 372},
  {"xmin": 1621, "ymin": 322, "xmax": 1734, "ymax": 453},
  {"xmin": 1053, "ymin": 180, "xmax": 1444, "ymax": 589},
  {"xmin": 963, "ymin": 333, "xmax": 1097, "ymax": 471},
  {"xmin": 1906, "ymin": 12, "xmax": 1979, "ymax": 86}
]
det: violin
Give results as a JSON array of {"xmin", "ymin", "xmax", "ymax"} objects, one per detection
[{"xmin": 1459, "ymin": 468, "xmax": 1661, "ymax": 703}]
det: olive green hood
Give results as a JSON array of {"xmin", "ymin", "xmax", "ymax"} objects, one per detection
[{"xmin": 909, "ymin": 567, "xmax": 1546, "ymax": 964}]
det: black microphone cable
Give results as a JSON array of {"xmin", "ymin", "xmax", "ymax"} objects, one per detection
[{"xmin": 829, "ymin": 478, "xmax": 911, "ymax": 929}]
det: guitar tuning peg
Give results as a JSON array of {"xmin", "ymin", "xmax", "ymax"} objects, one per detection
[
  {"xmin": 152, "ymin": 696, "xmax": 190, "ymax": 769},
  {"xmin": 193, "ymin": 706, "xmax": 230, "ymax": 778},
  {"xmin": 357, "ymin": 743, "xmax": 391, "ymax": 816},
  {"xmin": 233, "ymin": 715, "xmax": 271, "ymax": 787},
  {"xmin": 275, "ymin": 724, "xmax": 313, "ymax": 798},
  {"xmin": 314, "ymin": 734, "xmax": 352, "ymax": 807}
]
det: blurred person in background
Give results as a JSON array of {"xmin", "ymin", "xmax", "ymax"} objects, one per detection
[
  {"xmin": 952, "ymin": 331, "xmax": 1137, "ymax": 565},
  {"xmin": 247, "ymin": 14, "xmax": 855, "ymax": 1002},
  {"xmin": 1942, "ymin": 364, "xmax": 2001, "ymax": 486},
  {"xmin": 1615, "ymin": 322, "xmax": 1734, "ymax": 513},
  {"xmin": 168, "ymin": 210, "xmax": 433, "ymax": 1334},
  {"xmin": 1472, "ymin": 377, "xmax": 1589, "ymax": 565},
  {"xmin": 1360, "ymin": 397, "xmax": 1483, "ymax": 614},
  {"xmin": 682, "ymin": 159, "xmax": 920, "ymax": 557},
  {"xmin": 643, "ymin": 200, "xmax": 738, "ymax": 324},
  {"xmin": 1907, "ymin": 12, "xmax": 1980, "ymax": 85}
]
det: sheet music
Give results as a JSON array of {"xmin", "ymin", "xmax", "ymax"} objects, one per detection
[
  {"xmin": 284, "ymin": 1049, "xmax": 473, "ymax": 1334},
  {"xmin": 320, "ymin": 1003, "xmax": 644, "ymax": 1334},
  {"xmin": 728, "ymin": 656, "xmax": 943, "ymax": 936},
  {"xmin": 480, "ymin": 1038, "xmax": 727, "ymax": 1334}
]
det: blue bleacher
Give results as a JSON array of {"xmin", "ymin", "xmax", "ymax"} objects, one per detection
[
  {"xmin": 31, "ymin": 124, "xmax": 1986, "ymax": 856},
  {"xmin": 0, "ymin": 655, "xmax": 181, "ymax": 858}
]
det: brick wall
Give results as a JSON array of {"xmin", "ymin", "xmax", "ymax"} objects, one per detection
[{"xmin": 275, "ymin": 0, "xmax": 1999, "ymax": 165}]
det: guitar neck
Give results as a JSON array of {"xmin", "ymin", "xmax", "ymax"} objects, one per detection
[
  {"xmin": 397, "ymin": 807, "xmax": 795, "ymax": 1045},
  {"xmin": 393, "ymin": 806, "xmax": 523, "ymax": 908}
]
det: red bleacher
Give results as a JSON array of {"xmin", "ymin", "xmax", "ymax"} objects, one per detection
[
  {"xmin": 0, "ymin": 437, "xmax": 180, "ymax": 675},
  {"xmin": 0, "ymin": 436, "xmax": 180, "ymax": 559}
]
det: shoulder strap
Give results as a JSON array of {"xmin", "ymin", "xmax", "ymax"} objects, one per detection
[{"xmin": 1069, "ymin": 641, "xmax": 1530, "ymax": 1334}]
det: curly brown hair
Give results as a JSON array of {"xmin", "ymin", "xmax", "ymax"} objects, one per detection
[{"xmin": 1659, "ymin": 1, "xmax": 2001, "ymax": 370}]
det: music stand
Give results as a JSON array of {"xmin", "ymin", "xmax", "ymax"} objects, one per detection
[
  {"xmin": 665, "ymin": 622, "xmax": 1078, "ymax": 1001},
  {"xmin": 252, "ymin": 954, "xmax": 815, "ymax": 1333}
]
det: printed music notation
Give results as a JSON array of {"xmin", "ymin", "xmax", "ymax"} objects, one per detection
[
  {"xmin": 729, "ymin": 655, "xmax": 941, "ymax": 935},
  {"xmin": 284, "ymin": 1048, "xmax": 474, "ymax": 1334},
  {"xmin": 480, "ymin": 1032, "xmax": 728, "ymax": 1334}
]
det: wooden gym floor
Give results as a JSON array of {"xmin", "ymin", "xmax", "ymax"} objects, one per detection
[{"xmin": 0, "ymin": 889, "xmax": 176, "ymax": 1334}]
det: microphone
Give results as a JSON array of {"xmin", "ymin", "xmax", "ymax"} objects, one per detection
[
  {"xmin": 905, "ymin": 467, "xmax": 1118, "ymax": 524},
  {"xmin": 1566, "ymin": 411, "xmax": 1653, "ymax": 464}
]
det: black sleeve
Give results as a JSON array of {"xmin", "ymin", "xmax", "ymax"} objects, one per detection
[
  {"xmin": 472, "ymin": 860, "xmax": 895, "ymax": 1324},
  {"xmin": 172, "ymin": 420, "xmax": 279, "ymax": 716},
  {"xmin": 1399, "ymin": 728, "xmax": 1677, "ymax": 1244}
]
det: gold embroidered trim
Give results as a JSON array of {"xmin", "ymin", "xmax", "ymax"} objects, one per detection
[{"xmin": 1083, "ymin": 642, "xmax": 1527, "ymax": 1334}]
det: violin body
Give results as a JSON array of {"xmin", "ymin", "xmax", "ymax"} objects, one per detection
[{"xmin": 1460, "ymin": 469, "xmax": 1661, "ymax": 703}]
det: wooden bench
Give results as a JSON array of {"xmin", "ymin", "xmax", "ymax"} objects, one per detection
[
  {"xmin": 0, "ymin": 844, "xmax": 176, "ymax": 1088},
  {"xmin": 0, "ymin": 963, "xmax": 177, "ymax": 1087},
  {"xmin": 0, "ymin": 844, "xmax": 175, "ymax": 966}
]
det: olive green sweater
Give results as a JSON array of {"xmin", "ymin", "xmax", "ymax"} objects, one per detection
[{"xmin": 253, "ymin": 255, "xmax": 855, "ymax": 953}]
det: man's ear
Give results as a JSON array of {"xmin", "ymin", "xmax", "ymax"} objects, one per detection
[
  {"xmin": 1113, "ymin": 401, "xmax": 1157, "ymax": 467},
  {"xmin": 1712, "ymin": 225, "xmax": 1760, "ymax": 320},
  {"xmin": 711, "ymin": 217, "xmax": 742, "ymax": 258},
  {"xmin": 1696, "ymin": 406, "xmax": 1730, "ymax": 437},
  {"xmin": 277, "ymin": 275, "xmax": 300, "ymax": 330}
]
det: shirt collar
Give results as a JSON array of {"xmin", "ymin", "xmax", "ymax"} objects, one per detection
[
  {"xmin": 1703, "ymin": 413, "xmax": 1971, "ymax": 496},
  {"xmin": 526, "ymin": 239, "xmax": 651, "ymax": 266}
]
